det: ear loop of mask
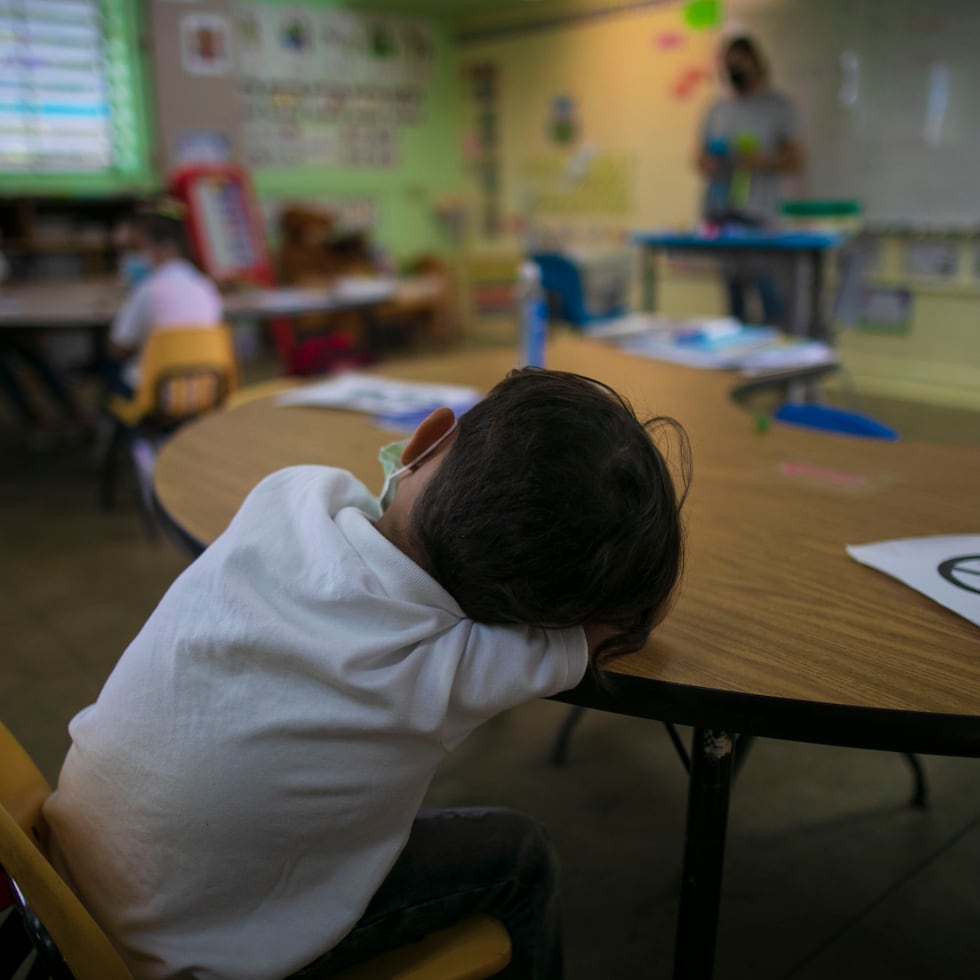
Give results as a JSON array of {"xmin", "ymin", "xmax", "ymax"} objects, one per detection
[{"xmin": 379, "ymin": 418, "xmax": 458, "ymax": 510}]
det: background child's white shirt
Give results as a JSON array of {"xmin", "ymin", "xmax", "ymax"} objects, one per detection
[
  {"xmin": 44, "ymin": 466, "xmax": 588, "ymax": 980},
  {"xmin": 109, "ymin": 258, "xmax": 222, "ymax": 387}
]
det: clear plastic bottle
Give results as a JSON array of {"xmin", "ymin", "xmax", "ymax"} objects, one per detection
[{"xmin": 517, "ymin": 260, "xmax": 547, "ymax": 368}]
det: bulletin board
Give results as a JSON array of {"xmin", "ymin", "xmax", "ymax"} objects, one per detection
[
  {"xmin": 727, "ymin": 0, "xmax": 980, "ymax": 227},
  {"xmin": 231, "ymin": 4, "xmax": 436, "ymax": 170},
  {"xmin": 524, "ymin": 153, "xmax": 634, "ymax": 216}
]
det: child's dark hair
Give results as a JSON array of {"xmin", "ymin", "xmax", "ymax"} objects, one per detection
[
  {"xmin": 132, "ymin": 199, "xmax": 190, "ymax": 258},
  {"xmin": 411, "ymin": 368, "xmax": 690, "ymax": 668}
]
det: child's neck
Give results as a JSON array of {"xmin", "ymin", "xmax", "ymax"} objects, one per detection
[{"xmin": 375, "ymin": 508, "xmax": 427, "ymax": 570}]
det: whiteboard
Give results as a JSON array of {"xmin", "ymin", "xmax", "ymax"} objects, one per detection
[{"xmin": 727, "ymin": 0, "xmax": 980, "ymax": 228}]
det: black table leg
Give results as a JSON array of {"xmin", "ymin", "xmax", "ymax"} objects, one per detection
[
  {"xmin": 811, "ymin": 249, "xmax": 827, "ymax": 341},
  {"xmin": 673, "ymin": 728, "xmax": 735, "ymax": 980}
]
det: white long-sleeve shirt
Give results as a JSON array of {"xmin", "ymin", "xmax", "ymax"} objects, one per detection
[
  {"xmin": 110, "ymin": 258, "xmax": 222, "ymax": 387},
  {"xmin": 44, "ymin": 466, "xmax": 588, "ymax": 980}
]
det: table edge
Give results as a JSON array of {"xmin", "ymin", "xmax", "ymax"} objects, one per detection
[{"xmin": 554, "ymin": 670, "xmax": 980, "ymax": 757}]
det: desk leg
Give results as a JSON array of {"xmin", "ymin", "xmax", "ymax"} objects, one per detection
[
  {"xmin": 643, "ymin": 247, "xmax": 658, "ymax": 313},
  {"xmin": 673, "ymin": 728, "xmax": 734, "ymax": 980},
  {"xmin": 787, "ymin": 250, "xmax": 825, "ymax": 402},
  {"xmin": 811, "ymin": 250, "xmax": 827, "ymax": 342},
  {"xmin": 790, "ymin": 251, "xmax": 809, "ymax": 339}
]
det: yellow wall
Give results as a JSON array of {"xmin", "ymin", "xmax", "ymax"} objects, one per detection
[
  {"xmin": 458, "ymin": 3, "xmax": 980, "ymax": 412},
  {"xmin": 459, "ymin": 2, "xmax": 719, "ymax": 245}
]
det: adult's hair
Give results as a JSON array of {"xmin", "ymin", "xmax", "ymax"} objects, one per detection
[
  {"xmin": 411, "ymin": 368, "xmax": 691, "ymax": 668},
  {"xmin": 132, "ymin": 199, "xmax": 190, "ymax": 258},
  {"xmin": 725, "ymin": 34, "xmax": 769, "ymax": 79}
]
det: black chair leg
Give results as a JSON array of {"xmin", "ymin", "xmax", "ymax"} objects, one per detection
[
  {"xmin": 99, "ymin": 423, "xmax": 124, "ymax": 511},
  {"xmin": 548, "ymin": 705, "xmax": 587, "ymax": 767},
  {"xmin": 664, "ymin": 722, "xmax": 691, "ymax": 772},
  {"xmin": 903, "ymin": 752, "xmax": 929, "ymax": 808},
  {"xmin": 129, "ymin": 435, "xmax": 161, "ymax": 543}
]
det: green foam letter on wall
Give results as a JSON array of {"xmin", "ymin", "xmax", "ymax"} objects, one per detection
[{"xmin": 682, "ymin": 0, "xmax": 723, "ymax": 31}]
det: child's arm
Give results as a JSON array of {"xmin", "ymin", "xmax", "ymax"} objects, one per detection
[{"xmin": 108, "ymin": 281, "xmax": 154, "ymax": 361}]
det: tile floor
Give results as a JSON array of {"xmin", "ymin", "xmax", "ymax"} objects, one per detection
[{"xmin": 2, "ymin": 356, "xmax": 980, "ymax": 979}]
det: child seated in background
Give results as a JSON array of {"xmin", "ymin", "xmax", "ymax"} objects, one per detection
[
  {"xmin": 106, "ymin": 199, "xmax": 221, "ymax": 395},
  {"xmin": 44, "ymin": 368, "xmax": 690, "ymax": 980}
]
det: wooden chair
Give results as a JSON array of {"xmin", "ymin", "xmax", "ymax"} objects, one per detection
[
  {"xmin": 0, "ymin": 721, "xmax": 511, "ymax": 980},
  {"xmin": 100, "ymin": 326, "xmax": 239, "ymax": 537}
]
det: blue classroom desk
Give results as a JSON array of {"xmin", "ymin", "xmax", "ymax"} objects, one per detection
[{"xmin": 631, "ymin": 229, "xmax": 844, "ymax": 340}]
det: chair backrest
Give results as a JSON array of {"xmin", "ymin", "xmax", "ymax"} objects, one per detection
[
  {"xmin": 131, "ymin": 325, "xmax": 240, "ymax": 422},
  {"xmin": 0, "ymin": 722, "xmax": 51, "ymax": 851},
  {"xmin": 0, "ymin": 722, "xmax": 134, "ymax": 980},
  {"xmin": 774, "ymin": 402, "xmax": 899, "ymax": 441}
]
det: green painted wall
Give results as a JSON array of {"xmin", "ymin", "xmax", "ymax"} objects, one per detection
[
  {"xmin": 250, "ymin": 2, "xmax": 462, "ymax": 260},
  {"xmin": 1, "ymin": 0, "xmax": 461, "ymax": 260}
]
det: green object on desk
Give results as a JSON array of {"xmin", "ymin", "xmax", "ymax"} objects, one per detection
[{"xmin": 755, "ymin": 413, "xmax": 770, "ymax": 434}]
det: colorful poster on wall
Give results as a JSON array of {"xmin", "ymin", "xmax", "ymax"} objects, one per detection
[
  {"xmin": 231, "ymin": 2, "xmax": 434, "ymax": 168},
  {"xmin": 181, "ymin": 13, "xmax": 233, "ymax": 76},
  {"xmin": 547, "ymin": 95, "xmax": 578, "ymax": 145}
]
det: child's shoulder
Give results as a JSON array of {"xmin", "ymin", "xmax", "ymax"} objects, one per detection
[{"xmin": 246, "ymin": 465, "xmax": 379, "ymax": 520}]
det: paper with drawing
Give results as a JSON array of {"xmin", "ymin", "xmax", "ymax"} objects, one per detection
[{"xmin": 847, "ymin": 535, "xmax": 980, "ymax": 628}]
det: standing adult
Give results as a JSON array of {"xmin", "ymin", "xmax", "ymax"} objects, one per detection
[{"xmin": 695, "ymin": 36, "xmax": 804, "ymax": 326}]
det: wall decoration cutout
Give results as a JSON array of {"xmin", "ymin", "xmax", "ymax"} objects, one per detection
[
  {"xmin": 653, "ymin": 30, "xmax": 686, "ymax": 50},
  {"xmin": 669, "ymin": 65, "xmax": 711, "ymax": 100},
  {"xmin": 682, "ymin": 0, "xmax": 723, "ymax": 30},
  {"xmin": 280, "ymin": 14, "xmax": 313, "ymax": 53},
  {"xmin": 548, "ymin": 95, "xmax": 579, "ymax": 146}
]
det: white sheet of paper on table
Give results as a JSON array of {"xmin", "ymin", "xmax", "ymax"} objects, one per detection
[
  {"xmin": 277, "ymin": 373, "xmax": 481, "ymax": 415},
  {"xmin": 847, "ymin": 535, "xmax": 980, "ymax": 628}
]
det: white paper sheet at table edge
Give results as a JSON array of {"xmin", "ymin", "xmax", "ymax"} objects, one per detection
[
  {"xmin": 276, "ymin": 373, "xmax": 481, "ymax": 413},
  {"xmin": 847, "ymin": 535, "xmax": 980, "ymax": 628}
]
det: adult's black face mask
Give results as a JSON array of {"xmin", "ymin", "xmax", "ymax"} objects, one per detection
[{"xmin": 728, "ymin": 66, "xmax": 750, "ymax": 91}]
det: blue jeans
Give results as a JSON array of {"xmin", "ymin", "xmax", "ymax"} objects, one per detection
[
  {"xmin": 726, "ymin": 275, "xmax": 784, "ymax": 326},
  {"xmin": 288, "ymin": 807, "xmax": 564, "ymax": 980}
]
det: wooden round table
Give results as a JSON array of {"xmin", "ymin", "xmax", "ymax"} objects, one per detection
[{"xmin": 155, "ymin": 333, "xmax": 980, "ymax": 979}]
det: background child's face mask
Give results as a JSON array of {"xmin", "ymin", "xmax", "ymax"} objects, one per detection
[
  {"xmin": 377, "ymin": 419, "xmax": 458, "ymax": 511},
  {"xmin": 120, "ymin": 251, "xmax": 153, "ymax": 286}
]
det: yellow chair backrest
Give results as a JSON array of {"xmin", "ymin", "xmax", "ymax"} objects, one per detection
[
  {"xmin": 123, "ymin": 325, "xmax": 240, "ymax": 425},
  {"xmin": 0, "ymin": 721, "xmax": 134, "ymax": 980}
]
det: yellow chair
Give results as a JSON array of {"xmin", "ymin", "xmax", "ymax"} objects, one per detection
[
  {"xmin": 106, "ymin": 325, "xmax": 240, "ymax": 429},
  {"xmin": 0, "ymin": 720, "xmax": 133, "ymax": 980},
  {"xmin": 0, "ymin": 721, "xmax": 511, "ymax": 980},
  {"xmin": 331, "ymin": 916, "xmax": 511, "ymax": 980},
  {"xmin": 100, "ymin": 326, "xmax": 239, "ymax": 528}
]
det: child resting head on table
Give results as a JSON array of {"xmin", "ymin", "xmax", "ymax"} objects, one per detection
[{"xmin": 44, "ymin": 367, "xmax": 690, "ymax": 980}]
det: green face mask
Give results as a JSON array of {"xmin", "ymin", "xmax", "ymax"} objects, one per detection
[
  {"xmin": 378, "ymin": 438, "xmax": 409, "ymax": 512},
  {"xmin": 376, "ymin": 419, "xmax": 458, "ymax": 512}
]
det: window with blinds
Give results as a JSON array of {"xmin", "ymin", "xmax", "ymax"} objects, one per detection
[{"xmin": 0, "ymin": 0, "xmax": 141, "ymax": 174}]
